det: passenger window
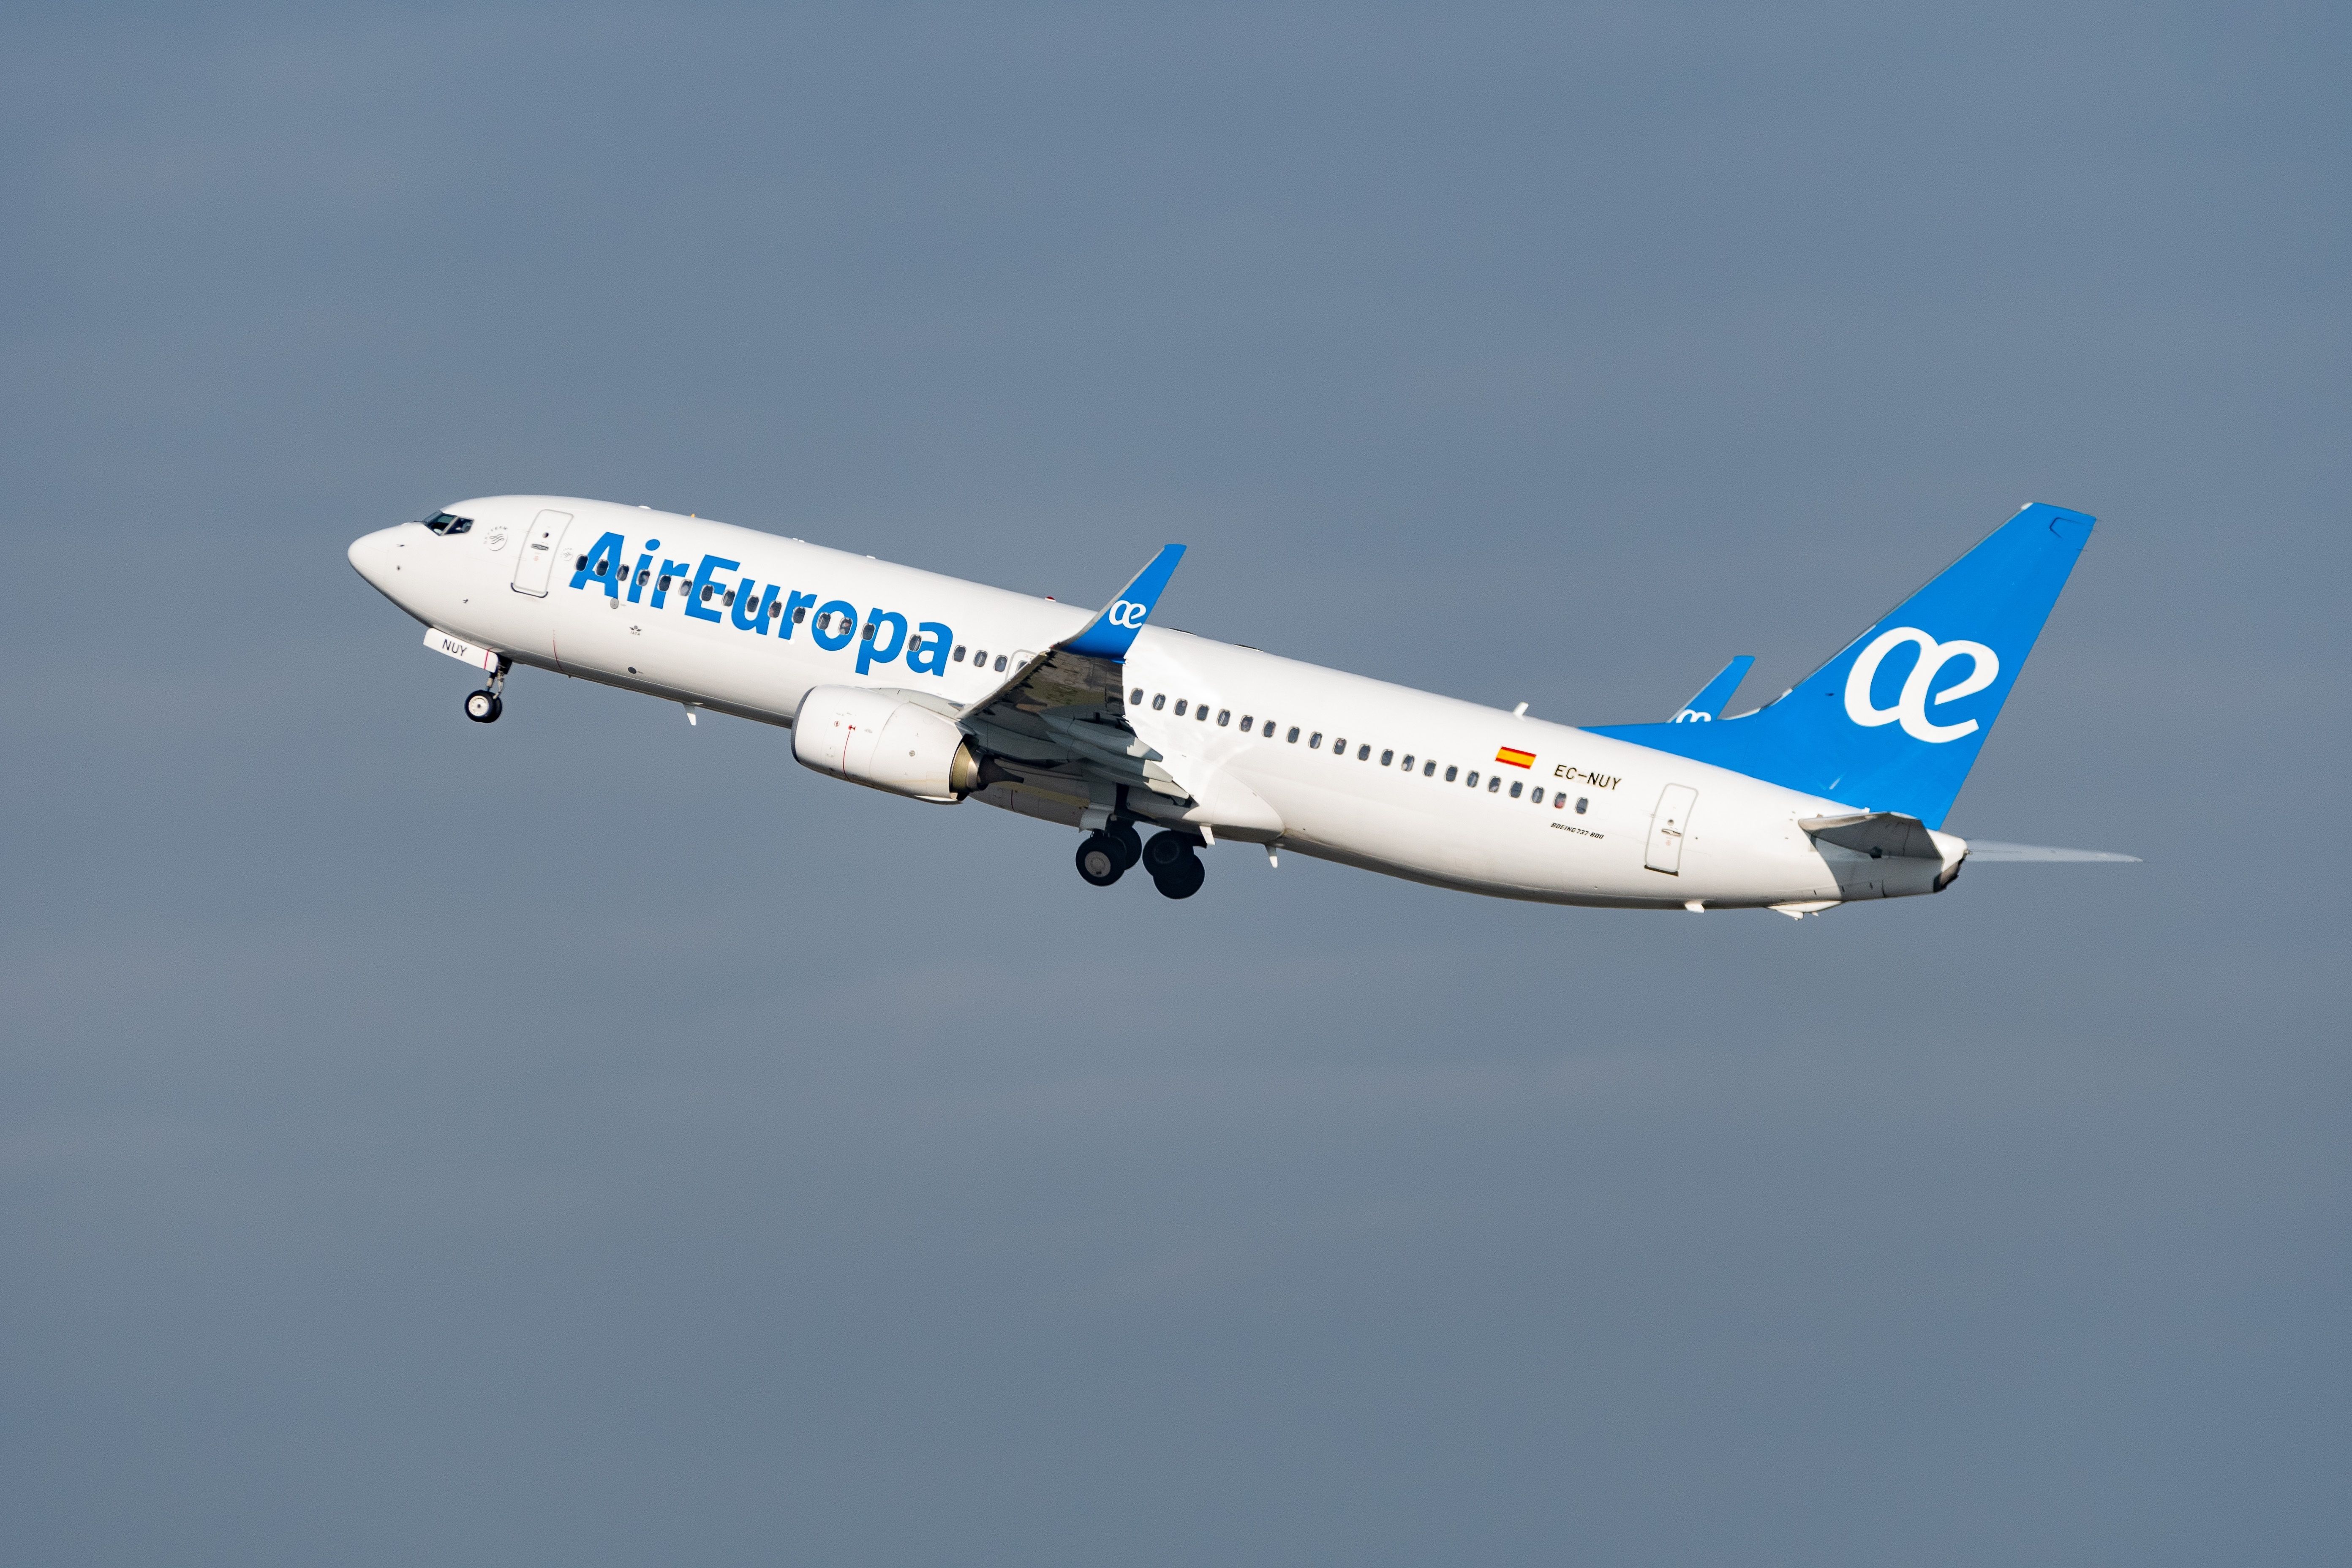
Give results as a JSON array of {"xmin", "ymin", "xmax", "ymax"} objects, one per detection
[
  {"xmin": 1398, "ymin": 753, "xmax": 1412, "ymax": 770},
  {"xmin": 1488, "ymin": 776, "xmax": 1501, "ymax": 792},
  {"xmin": 659, "ymin": 574, "xmax": 673, "ymax": 591},
  {"xmin": 1240, "ymin": 716, "xmax": 1254, "ymax": 732},
  {"xmin": 1356, "ymin": 744, "xmax": 1370, "ymax": 761},
  {"xmin": 1444, "ymin": 765, "xmax": 1458, "ymax": 781},
  {"xmin": 1332, "ymin": 737, "xmax": 1346, "ymax": 754},
  {"xmin": 1152, "ymin": 693, "xmax": 1166, "ymax": 710},
  {"xmin": 1509, "ymin": 781, "xmax": 1523, "ymax": 798},
  {"xmin": 1131, "ymin": 688, "xmax": 1144, "ymax": 703},
  {"xmin": 727, "ymin": 591, "xmax": 738, "ymax": 607},
  {"xmin": 954, "ymin": 645, "xmax": 967, "ymax": 661},
  {"xmin": 1423, "ymin": 760, "xmax": 1435, "ymax": 776},
  {"xmin": 636, "ymin": 568, "xmax": 650, "ymax": 587},
  {"xmin": 1288, "ymin": 727, "xmax": 1300, "ymax": 743},
  {"xmin": 1380, "ymin": 749, "xmax": 1394, "ymax": 766},
  {"xmin": 1217, "ymin": 709, "xmax": 1230, "ymax": 726},
  {"xmin": 1466, "ymin": 770, "xmax": 1479, "ymax": 787},
  {"xmin": 1173, "ymin": 700, "xmax": 1188, "ymax": 716},
  {"xmin": 796, "ymin": 606, "xmax": 807, "ymax": 623},
  {"xmin": 1309, "ymin": 732, "xmax": 1323, "ymax": 749},
  {"xmin": 1576, "ymin": 797, "xmax": 1589, "ymax": 814},
  {"xmin": 861, "ymin": 622, "xmax": 875, "ymax": 641},
  {"xmin": 993, "ymin": 655, "xmax": 1007, "ymax": 672},
  {"xmin": 1198, "ymin": 705, "xmax": 1210, "ymax": 721},
  {"xmin": 702, "ymin": 586, "xmax": 715, "ymax": 602},
  {"xmin": 576, "ymin": 554, "xmax": 590, "ymax": 570}
]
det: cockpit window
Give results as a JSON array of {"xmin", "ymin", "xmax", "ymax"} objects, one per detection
[{"xmin": 420, "ymin": 512, "xmax": 473, "ymax": 535}]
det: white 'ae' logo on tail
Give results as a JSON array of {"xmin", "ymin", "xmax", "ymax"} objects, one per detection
[
  {"xmin": 1844, "ymin": 627, "xmax": 2000, "ymax": 743},
  {"xmin": 1106, "ymin": 599, "xmax": 1149, "ymax": 628}
]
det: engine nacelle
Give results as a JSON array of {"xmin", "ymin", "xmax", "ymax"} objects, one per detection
[{"xmin": 792, "ymin": 685, "xmax": 979, "ymax": 803}]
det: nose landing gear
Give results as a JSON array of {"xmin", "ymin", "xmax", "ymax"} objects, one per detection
[{"xmin": 463, "ymin": 658, "xmax": 509, "ymax": 724}]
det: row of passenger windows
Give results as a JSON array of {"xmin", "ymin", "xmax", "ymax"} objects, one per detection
[{"xmin": 1127, "ymin": 688, "xmax": 1591, "ymax": 813}]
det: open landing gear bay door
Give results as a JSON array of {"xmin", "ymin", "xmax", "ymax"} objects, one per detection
[{"xmin": 950, "ymin": 545, "xmax": 1282, "ymax": 837}]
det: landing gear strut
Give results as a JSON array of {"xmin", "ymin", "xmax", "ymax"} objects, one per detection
[
  {"xmin": 464, "ymin": 659, "xmax": 508, "ymax": 724},
  {"xmin": 1143, "ymin": 830, "xmax": 1206, "ymax": 900}
]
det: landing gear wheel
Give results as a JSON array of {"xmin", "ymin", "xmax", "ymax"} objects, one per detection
[
  {"xmin": 464, "ymin": 689, "xmax": 503, "ymax": 724},
  {"xmin": 1142, "ymin": 830, "xmax": 1198, "ymax": 876},
  {"xmin": 1151, "ymin": 854, "xmax": 1206, "ymax": 900},
  {"xmin": 1143, "ymin": 831, "xmax": 1206, "ymax": 899},
  {"xmin": 1075, "ymin": 832, "xmax": 1125, "ymax": 887},
  {"xmin": 1108, "ymin": 822, "xmax": 1143, "ymax": 869}
]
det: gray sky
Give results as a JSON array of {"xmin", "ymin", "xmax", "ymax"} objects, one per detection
[{"xmin": 3, "ymin": 4, "xmax": 2345, "ymax": 1564}]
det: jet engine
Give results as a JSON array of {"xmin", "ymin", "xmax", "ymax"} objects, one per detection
[{"xmin": 791, "ymin": 685, "xmax": 980, "ymax": 803}]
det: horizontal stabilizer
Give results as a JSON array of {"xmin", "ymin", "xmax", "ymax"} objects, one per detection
[
  {"xmin": 1963, "ymin": 841, "xmax": 2140, "ymax": 863},
  {"xmin": 1799, "ymin": 811, "xmax": 1945, "ymax": 860},
  {"xmin": 1669, "ymin": 656, "xmax": 1755, "ymax": 723}
]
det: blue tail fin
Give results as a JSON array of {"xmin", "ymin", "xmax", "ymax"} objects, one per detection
[{"xmin": 1588, "ymin": 503, "xmax": 2095, "ymax": 828}]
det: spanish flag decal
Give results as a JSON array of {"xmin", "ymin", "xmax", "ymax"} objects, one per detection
[{"xmin": 1495, "ymin": 746, "xmax": 1536, "ymax": 769}]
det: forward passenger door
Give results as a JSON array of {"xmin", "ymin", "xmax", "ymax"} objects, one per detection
[{"xmin": 511, "ymin": 509, "xmax": 574, "ymax": 596}]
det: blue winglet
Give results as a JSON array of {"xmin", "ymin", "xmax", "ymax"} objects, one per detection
[
  {"xmin": 1669, "ymin": 655, "xmax": 1755, "ymax": 723},
  {"xmin": 1062, "ymin": 544, "xmax": 1187, "ymax": 660}
]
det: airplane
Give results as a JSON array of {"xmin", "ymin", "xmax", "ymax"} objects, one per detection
[{"xmin": 347, "ymin": 498, "xmax": 2134, "ymax": 915}]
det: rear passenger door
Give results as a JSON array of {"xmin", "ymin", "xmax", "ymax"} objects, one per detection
[{"xmin": 1644, "ymin": 784, "xmax": 1698, "ymax": 874}]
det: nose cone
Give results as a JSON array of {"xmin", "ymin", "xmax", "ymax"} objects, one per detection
[{"xmin": 347, "ymin": 525, "xmax": 404, "ymax": 593}]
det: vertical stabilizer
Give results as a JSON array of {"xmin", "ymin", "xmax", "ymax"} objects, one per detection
[{"xmin": 1588, "ymin": 504, "xmax": 2095, "ymax": 827}]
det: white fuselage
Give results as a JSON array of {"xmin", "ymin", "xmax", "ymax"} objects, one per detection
[{"xmin": 350, "ymin": 495, "xmax": 1934, "ymax": 911}]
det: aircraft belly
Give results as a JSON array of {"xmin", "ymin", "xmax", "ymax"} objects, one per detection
[
  {"xmin": 555, "ymin": 593, "xmax": 813, "ymax": 721},
  {"xmin": 1269, "ymin": 779, "xmax": 1591, "ymax": 901}
]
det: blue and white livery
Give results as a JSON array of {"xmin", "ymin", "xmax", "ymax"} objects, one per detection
[{"xmin": 348, "ymin": 498, "xmax": 2133, "ymax": 912}]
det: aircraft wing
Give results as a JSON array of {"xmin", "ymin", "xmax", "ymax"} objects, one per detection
[{"xmin": 954, "ymin": 546, "xmax": 1205, "ymax": 818}]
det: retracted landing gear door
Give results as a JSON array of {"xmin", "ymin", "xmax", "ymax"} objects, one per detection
[{"xmin": 512, "ymin": 509, "xmax": 574, "ymax": 596}]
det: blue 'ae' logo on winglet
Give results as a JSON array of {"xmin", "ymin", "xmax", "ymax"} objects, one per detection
[{"xmin": 1063, "ymin": 544, "xmax": 1186, "ymax": 661}]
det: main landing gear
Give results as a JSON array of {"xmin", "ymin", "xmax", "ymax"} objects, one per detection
[
  {"xmin": 1075, "ymin": 825, "xmax": 1203, "ymax": 898},
  {"xmin": 1141, "ymin": 829, "xmax": 1206, "ymax": 900},
  {"xmin": 1075, "ymin": 822, "xmax": 1144, "ymax": 887},
  {"xmin": 464, "ymin": 660, "xmax": 509, "ymax": 724}
]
